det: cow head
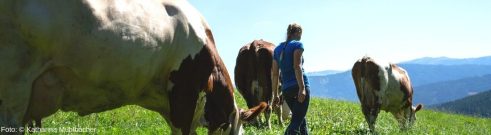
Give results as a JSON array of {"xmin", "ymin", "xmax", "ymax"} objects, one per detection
[
  {"xmin": 396, "ymin": 104, "xmax": 423, "ymax": 130},
  {"xmin": 202, "ymin": 30, "xmax": 266, "ymax": 135},
  {"xmin": 164, "ymin": 3, "xmax": 265, "ymax": 133},
  {"xmin": 168, "ymin": 28, "xmax": 265, "ymax": 135}
]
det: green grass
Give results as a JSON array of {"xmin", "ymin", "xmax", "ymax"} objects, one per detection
[{"xmin": 32, "ymin": 94, "xmax": 491, "ymax": 135}]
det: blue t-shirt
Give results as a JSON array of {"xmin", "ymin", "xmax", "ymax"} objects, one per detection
[{"xmin": 273, "ymin": 40, "xmax": 310, "ymax": 92}]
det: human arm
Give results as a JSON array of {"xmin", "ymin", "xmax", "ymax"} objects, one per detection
[
  {"xmin": 293, "ymin": 49, "xmax": 306, "ymax": 103},
  {"xmin": 271, "ymin": 59, "xmax": 280, "ymax": 104}
]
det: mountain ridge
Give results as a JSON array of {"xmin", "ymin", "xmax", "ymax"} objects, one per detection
[
  {"xmin": 401, "ymin": 55, "xmax": 491, "ymax": 65},
  {"xmin": 307, "ymin": 70, "xmax": 344, "ymax": 76}
]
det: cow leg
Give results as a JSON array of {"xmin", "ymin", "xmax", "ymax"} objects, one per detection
[
  {"xmin": 361, "ymin": 106, "xmax": 371, "ymax": 130},
  {"xmin": 26, "ymin": 121, "xmax": 34, "ymax": 134},
  {"xmin": 361, "ymin": 106, "xmax": 369, "ymax": 131},
  {"xmin": 278, "ymin": 106, "xmax": 283, "ymax": 125},
  {"xmin": 264, "ymin": 105, "xmax": 272, "ymax": 129},
  {"xmin": 275, "ymin": 103, "xmax": 284, "ymax": 126},
  {"xmin": 0, "ymin": 25, "xmax": 51, "ymax": 131},
  {"xmin": 25, "ymin": 119, "xmax": 42, "ymax": 134},
  {"xmin": 35, "ymin": 119, "xmax": 42, "ymax": 128},
  {"xmin": 273, "ymin": 99, "xmax": 290, "ymax": 127},
  {"xmin": 0, "ymin": 82, "xmax": 33, "ymax": 135},
  {"xmin": 0, "ymin": 62, "xmax": 47, "ymax": 133},
  {"xmin": 273, "ymin": 100, "xmax": 287, "ymax": 127},
  {"xmin": 0, "ymin": 21, "xmax": 25, "ymax": 130},
  {"xmin": 24, "ymin": 68, "xmax": 66, "ymax": 132},
  {"xmin": 152, "ymin": 100, "xmax": 196, "ymax": 135},
  {"xmin": 0, "ymin": 68, "xmax": 35, "ymax": 132},
  {"xmin": 281, "ymin": 100, "xmax": 291, "ymax": 121},
  {"xmin": 369, "ymin": 108, "xmax": 380, "ymax": 132},
  {"xmin": 362, "ymin": 105, "xmax": 380, "ymax": 132}
]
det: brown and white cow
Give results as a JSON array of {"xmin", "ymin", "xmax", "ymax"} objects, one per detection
[
  {"xmin": 351, "ymin": 56, "xmax": 423, "ymax": 131},
  {"xmin": 0, "ymin": 0, "xmax": 265, "ymax": 134},
  {"xmin": 234, "ymin": 40, "xmax": 290, "ymax": 128}
]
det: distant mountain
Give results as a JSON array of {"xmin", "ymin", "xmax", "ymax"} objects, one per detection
[
  {"xmin": 309, "ymin": 64, "xmax": 491, "ymax": 102},
  {"xmin": 432, "ymin": 90, "xmax": 491, "ymax": 118},
  {"xmin": 308, "ymin": 71, "xmax": 355, "ymax": 100},
  {"xmin": 400, "ymin": 64, "xmax": 491, "ymax": 86},
  {"xmin": 413, "ymin": 74, "xmax": 491, "ymax": 105},
  {"xmin": 402, "ymin": 56, "xmax": 491, "ymax": 65},
  {"xmin": 306, "ymin": 70, "xmax": 343, "ymax": 76}
]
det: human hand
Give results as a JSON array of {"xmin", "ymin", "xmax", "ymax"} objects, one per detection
[{"xmin": 297, "ymin": 88, "xmax": 306, "ymax": 103}]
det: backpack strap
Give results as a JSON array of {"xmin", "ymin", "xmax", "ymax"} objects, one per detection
[{"xmin": 279, "ymin": 41, "xmax": 289, "ymax": 66}]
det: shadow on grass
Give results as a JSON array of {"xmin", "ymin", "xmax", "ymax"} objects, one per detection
[
  {"xmin": 242, "ymin": 121, "xmax": 275, "ymax": 129},
  {"xmin": 333, "ymin": 129, "xmax": 377, "ymax": 135}
]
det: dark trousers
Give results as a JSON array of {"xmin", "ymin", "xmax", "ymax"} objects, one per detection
[{"xmin": 283, "ymin": 85, "xmax": 310, "ymax": 135}]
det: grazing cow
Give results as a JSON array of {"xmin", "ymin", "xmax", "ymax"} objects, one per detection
[
  {"xmin": 351, "ymin": 56, "xmax": 423, "ymax": 131},
  {"xmin": 0, "ymin": 0, "xmax": 265, "ymax": 134},
  {"xmin": 234, "ymin": 40, "xmax": 290, "ymax": 128}
]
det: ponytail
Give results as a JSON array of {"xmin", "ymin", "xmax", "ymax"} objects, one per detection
[
  {"xmin": 286, "ymin": 23, "xmax": 302, "ymax": 42},
  {"xmin": 281, "ymin": 23, "xmax": 302, "ymax": 64}
]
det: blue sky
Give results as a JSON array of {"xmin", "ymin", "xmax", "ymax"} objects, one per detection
[{"xmin": 188, "ymin": 0, "xmax": 491, "ymax": 74}]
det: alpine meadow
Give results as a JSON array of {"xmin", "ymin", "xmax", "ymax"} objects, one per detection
[
  {"xmin": 2, "ymin": 0, "xmax": 491, "ymax": 135},
  {"xmin": 33, "ymin": 92, "xmax": 491, "ymax": 134}
]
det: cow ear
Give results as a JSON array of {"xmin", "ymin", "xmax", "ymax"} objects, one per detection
[
  {"xmin": 415, "ymin": 104, "xmax": 423, "ymax": 112},
  {"xmin": 240, "ymin": 102, "xmax": 267, "ymax": 121}
]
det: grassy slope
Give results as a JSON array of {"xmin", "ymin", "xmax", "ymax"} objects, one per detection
[{"xmin": 35, "ymin": 95, "xmax": 490, "ymax": 135}]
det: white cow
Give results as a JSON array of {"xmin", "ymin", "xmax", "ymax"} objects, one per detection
[
  {"xmin": 0, "ymin": 0, "xmax": 264, "ymax": 134},
  {"xmin": 352, "ymin": 56, "xmax": 423, "ymax": 131}
]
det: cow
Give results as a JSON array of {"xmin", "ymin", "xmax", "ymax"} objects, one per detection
[
  {"xmin": 0, "ymin": 0, "xmax": 265, "ymax": 134},
  {"xmin": 234, "ymin": 40, "xmax": 290, "ymax": 128},
  {"xmin": 351, "ymin": 56, "xmax": 423, "ymax": 131}
]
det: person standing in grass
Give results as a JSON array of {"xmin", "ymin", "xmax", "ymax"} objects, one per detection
[{"xmin": 272, "ymin": 23, "xmax": 310, "ymax": 135}]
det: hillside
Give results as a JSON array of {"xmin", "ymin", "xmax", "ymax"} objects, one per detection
[
  {"xmin": 433, "ymin": 90, "xmax": 491, "ymax": 118},
  {"xmin": 308, "ymin": 64, "xmax": 491, "ymax": 101},
  {"xmin": 413, "ymin": 74, "xmax": 491, "ymax": 105},
  {"xmin": 402, "ymin": 56, "xmax": 491, "ymax": 65},
  {"xmin": 36, "ymin": 97, "xmax": 491, "ymax": 134}
]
